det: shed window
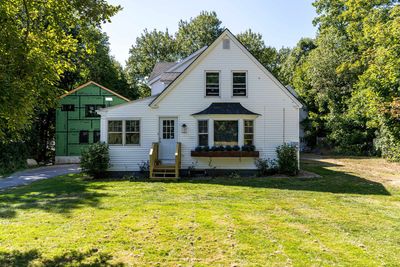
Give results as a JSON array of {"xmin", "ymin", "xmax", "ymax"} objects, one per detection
[
  {"xmin": 205, "ymin": 72, "xmax": 220, "ymax": 96},
  {"xmin": 214, "ymin": 120, "xmax": 238, "ymax": 146},
  {"xmin": 244, "ymin": 120, "xmax": 254, "ymax": 145},
  {"xmin": 233, "ymin": 72, "xmax": 247, "ymax": 96},
  {"xmin": 125, "ymin": 120, "xmax": 140, "ymax": 145},
  {"xmin": 85, "ymin": 104, "xmax": 105, "ymax": 117},
  {"xmin": 108, "ymin": 120, "xmax": 123, "ymax": 144},
  {"xmin": 61, "ymin": 104, "xmax": 75, "ymax": 111},
  {"xmin": 79, "ymin": 131, "xmax": 89, "ymax": 144},
  {"xmin": 93, "ymin": 130, "xmax": 100, "ymax": 143},
  {"xmin": 198, "ymin": 120, "xmax": 208, "ymax": 146}
]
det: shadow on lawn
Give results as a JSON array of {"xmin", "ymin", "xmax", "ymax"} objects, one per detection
[
  {"xmin": 181, "ymin": 160, "xmax": 391, "ymax": 196},
  {"xmin": 0, "ymin": 175, "xmax": 107, "ymax": 219},
  {"xmin": 0, "ymin": 248, "xmax": 124, "ymax": 267}
]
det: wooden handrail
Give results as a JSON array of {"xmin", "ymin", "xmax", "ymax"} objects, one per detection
[
  {"xmin": 149, "ymin": 142, "xmax": 159, "ymax": 178},
  {"xmin": 175, "ymin": 142, "xmax": 181, "ymax": 178}
]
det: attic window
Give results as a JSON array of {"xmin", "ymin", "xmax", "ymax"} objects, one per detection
[{"xmin": 223, "ymin": 39, "xmax": 230, "ymax": 49}]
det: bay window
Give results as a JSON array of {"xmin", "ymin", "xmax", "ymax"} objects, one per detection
[
  {"xmin": 198, "ymin": 120, "xmax": 208, "ymax": 146},
  {"xmin": 244, "ymin": 120, "xmax": 254, "ymax": 145},
  {"xmin": 214, "ymin": 120, "xmax": 238, "ymax": 146}
]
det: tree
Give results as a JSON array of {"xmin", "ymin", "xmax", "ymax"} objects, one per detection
[
  {"xmin": 236, "ymin": 29, "xmax": 280, "ymax": 77},
  {"xmin": 125, "ymin": 29, "xmax": 177, "ymax": 97},
  {"xmin": 176, "ymin": 11, "xmax": 224, "ymax": 57},
  {"xmin": 0, "ymin": 0, "xmax": 121, "ymax": 141}
]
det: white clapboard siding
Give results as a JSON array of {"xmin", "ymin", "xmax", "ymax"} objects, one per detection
[{"xmin": 100, "ymin": 31, "xmax": 300, "ymax": 171}]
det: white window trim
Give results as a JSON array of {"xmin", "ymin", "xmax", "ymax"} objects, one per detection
[
  {"xmin": 213, "ymin": 119, "xmax": 240, "ymax": 146},
  {"xmin": 231, "ymin": 70, "xmax": 248, "ymax": 97},
  {"xmin": 204, "ymin": 70, "xmax": 221, "ymax": 97},
  {"xmin": 197, "ymin": 119, "xmax": 209, "ymax": 146},
  {"xmin": 107, "ymin": 119, "xmax": 141, "ymax": 146},
  {"xmin": 244, "ymin": 119, "xmax": 255, "ymax": 145}
]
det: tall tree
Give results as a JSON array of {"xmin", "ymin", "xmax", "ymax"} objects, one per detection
[
  {"xmin": 236, "ymin": 29, "xmax": 280, "ymax": 77},
  {"xmin": 125, "ymin": 29, "xmax": 177, "ymax": 96},
  {"xmin": 175, "ymin": 11, "xmax": 224, "ymax": 57},
  {"xmin": 0, "ymin": 0, "xmax": 121, "ymax": 141}
]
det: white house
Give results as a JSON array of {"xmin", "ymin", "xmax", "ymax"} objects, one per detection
[{"xmin": 98, "ymin": 29, "xmax": 302, "ymax": 178}]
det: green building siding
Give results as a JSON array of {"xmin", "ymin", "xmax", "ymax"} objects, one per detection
[{"xmin": 56, "ymin": 83, "xmax": 128, "ymax": 157}]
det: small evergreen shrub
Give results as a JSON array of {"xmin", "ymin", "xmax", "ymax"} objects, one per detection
[
  {"xmin": 233, "ymin": 145, "xmax": 240, "ymax": 151},
  {"xmin": 254, "ymin": 158, "xmax": 278, "ymax": 176},
  {"xmin": 138, "ymin": 160, "xmax": 150, "ymax": 178},
  {"xmin": 80, "ymin": 142, "xmax": 110, "ymax": 178},
  {"xmin": 276, "ymin": 144, "xmax": 299, "ymax": 176}
]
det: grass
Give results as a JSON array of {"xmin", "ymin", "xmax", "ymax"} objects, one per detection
[{"xmin": 1, "ymin": 155, "xmax": 400, "ymax": 266}]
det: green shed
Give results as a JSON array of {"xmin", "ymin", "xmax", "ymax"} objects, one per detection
[{"xmin": 55, "ymin": 81, "xmax": 129, "ymax": 163}]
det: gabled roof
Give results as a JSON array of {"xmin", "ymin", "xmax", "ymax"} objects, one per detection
[
  {"xmin": 149, "ymin": 29, "xmax": 303, "ymax": 108},
  {"xmin": 147, "ymin": 46, "xmax": 207, "ymax": 86},
  {"xmin": 192, "ymin": 103, "xmax": 260, "ymax": 116},
  {"xmin": 148, "ymin": 62, "xmax": 176, "ymax": 81},
  {"xmin": 59, "ymin": 81, "xmax": 130, "ymax": 102}
]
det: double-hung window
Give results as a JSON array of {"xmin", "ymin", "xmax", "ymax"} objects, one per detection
[
  {"xmin": 205, "ymin": 72, "xmax": 220, "ymax": 96},
  {"xmin": 244, "ymin": 120, "xmax": 254, "ymax": 145},
  {"xmin": 198, "ymin": 120, "xmax": 208, "ymax": 146},
  {"xmin": 125, "ymin": 120, "xmax": 140, "ymax": 145},
  {"xmin": 108, "ymin": 121, "xmax": 123, "ymax": 145},
  {"xmin": 232, "ymin": 72, "xmax": 247, "ymax": 96},
  {"xmin": 108, "ymin": 120, "xmax": 140, "ymax": 145}
]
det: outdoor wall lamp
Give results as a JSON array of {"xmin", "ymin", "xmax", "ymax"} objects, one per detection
[{"xmin": 181, "ymin": 123, "xmax": 188, "ymax": 133}]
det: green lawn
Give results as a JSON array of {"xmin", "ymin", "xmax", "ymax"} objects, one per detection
[{"xmin": 1, "ymin": 157, "xmax": 400, "ymax": 266}]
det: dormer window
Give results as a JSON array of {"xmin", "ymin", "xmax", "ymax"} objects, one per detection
[
  {"xmin": 233, "ymin": 72, "xmax": 247, "ymax": 96},
  {"xmin": 205, "ymin": 71, "xmax": 220, "ymax": 96}
]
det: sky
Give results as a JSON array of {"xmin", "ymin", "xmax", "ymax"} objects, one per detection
[{"xmin": 102, "ymin": 0, "xmax": 317, "ymax": 66}]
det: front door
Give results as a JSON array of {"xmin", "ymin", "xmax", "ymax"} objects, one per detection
[{"xmin": 159, "ymin": 118, "xmax": 177, "ymax": 161}]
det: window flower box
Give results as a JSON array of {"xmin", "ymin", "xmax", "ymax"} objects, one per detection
[{"xmin": 191, "ymin": 150, "xmax": 259, "ymax": 158}]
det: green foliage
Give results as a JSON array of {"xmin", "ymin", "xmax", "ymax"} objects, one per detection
[
  {"xmin": 276, "ymin": 144, "xmax": 299, "ymax": 176},
  {"xmin": 0, "ymin": 0, "xmax": 121, "ymax": 141},
  {"xmin": 0, "ymin": 142, "xmax": 27, "ymax": 175},
  {"xmin": 236, "ymin": 29, "xmax": 280, "ymax": 76},
  {"xmin": 80, "ymin": 143, "xmax": 110, "ymax": 178},
  {"xmin": 254, "ymin": 158, "xmax": 278, "ymax": 176},
  {"xmin": 176, "ymin": 11, "xmax": 224, "ymax": 57}
]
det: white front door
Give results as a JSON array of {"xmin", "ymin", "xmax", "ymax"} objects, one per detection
[{"xmin": 159, "ymin": 118, "xmax": 177, "ymax": 161}]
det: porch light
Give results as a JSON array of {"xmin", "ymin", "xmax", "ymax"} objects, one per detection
[{"xmin": 181, "ymin": 123, "xmax": 188, "ymax": 133}]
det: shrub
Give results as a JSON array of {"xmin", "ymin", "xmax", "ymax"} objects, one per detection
[
  {"xmin": 195, "ymin": 146, "xmax": 203, "ymax": 152},
  {"xmin": 0, "ymin": 142, "xmax": 27, "ymax": 175},
  {"xmin": 218, "ymin": 145, "xmax": 225, "ymax": 151},
  {"xmin": 254, "ymin": 158, "xmax": 278, "ymax": 176},
  {"xmin": 242, "ymin": 145, "xmax": 255, "ymax": 152},
  {"xmin": 225, "ymin": 145, "xmax": 232, "ymax": 151},
  {"xmin": 233, "ymin": 145, "xmax": 240, "ymax": 151},
  {"xmin": 211, "ymin": 146, "xmax": 218, "ymax": 152},
  {"xmin": 203, "ymin": 146, "xmax": 210, "ymax": 152},
  {"xmin": 276, "ymin": 144, "xmax": 299, "ymax": 176},
  {"xmin": 80, "ymin": 142, "xmax": 110, "ymax": 178}
]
